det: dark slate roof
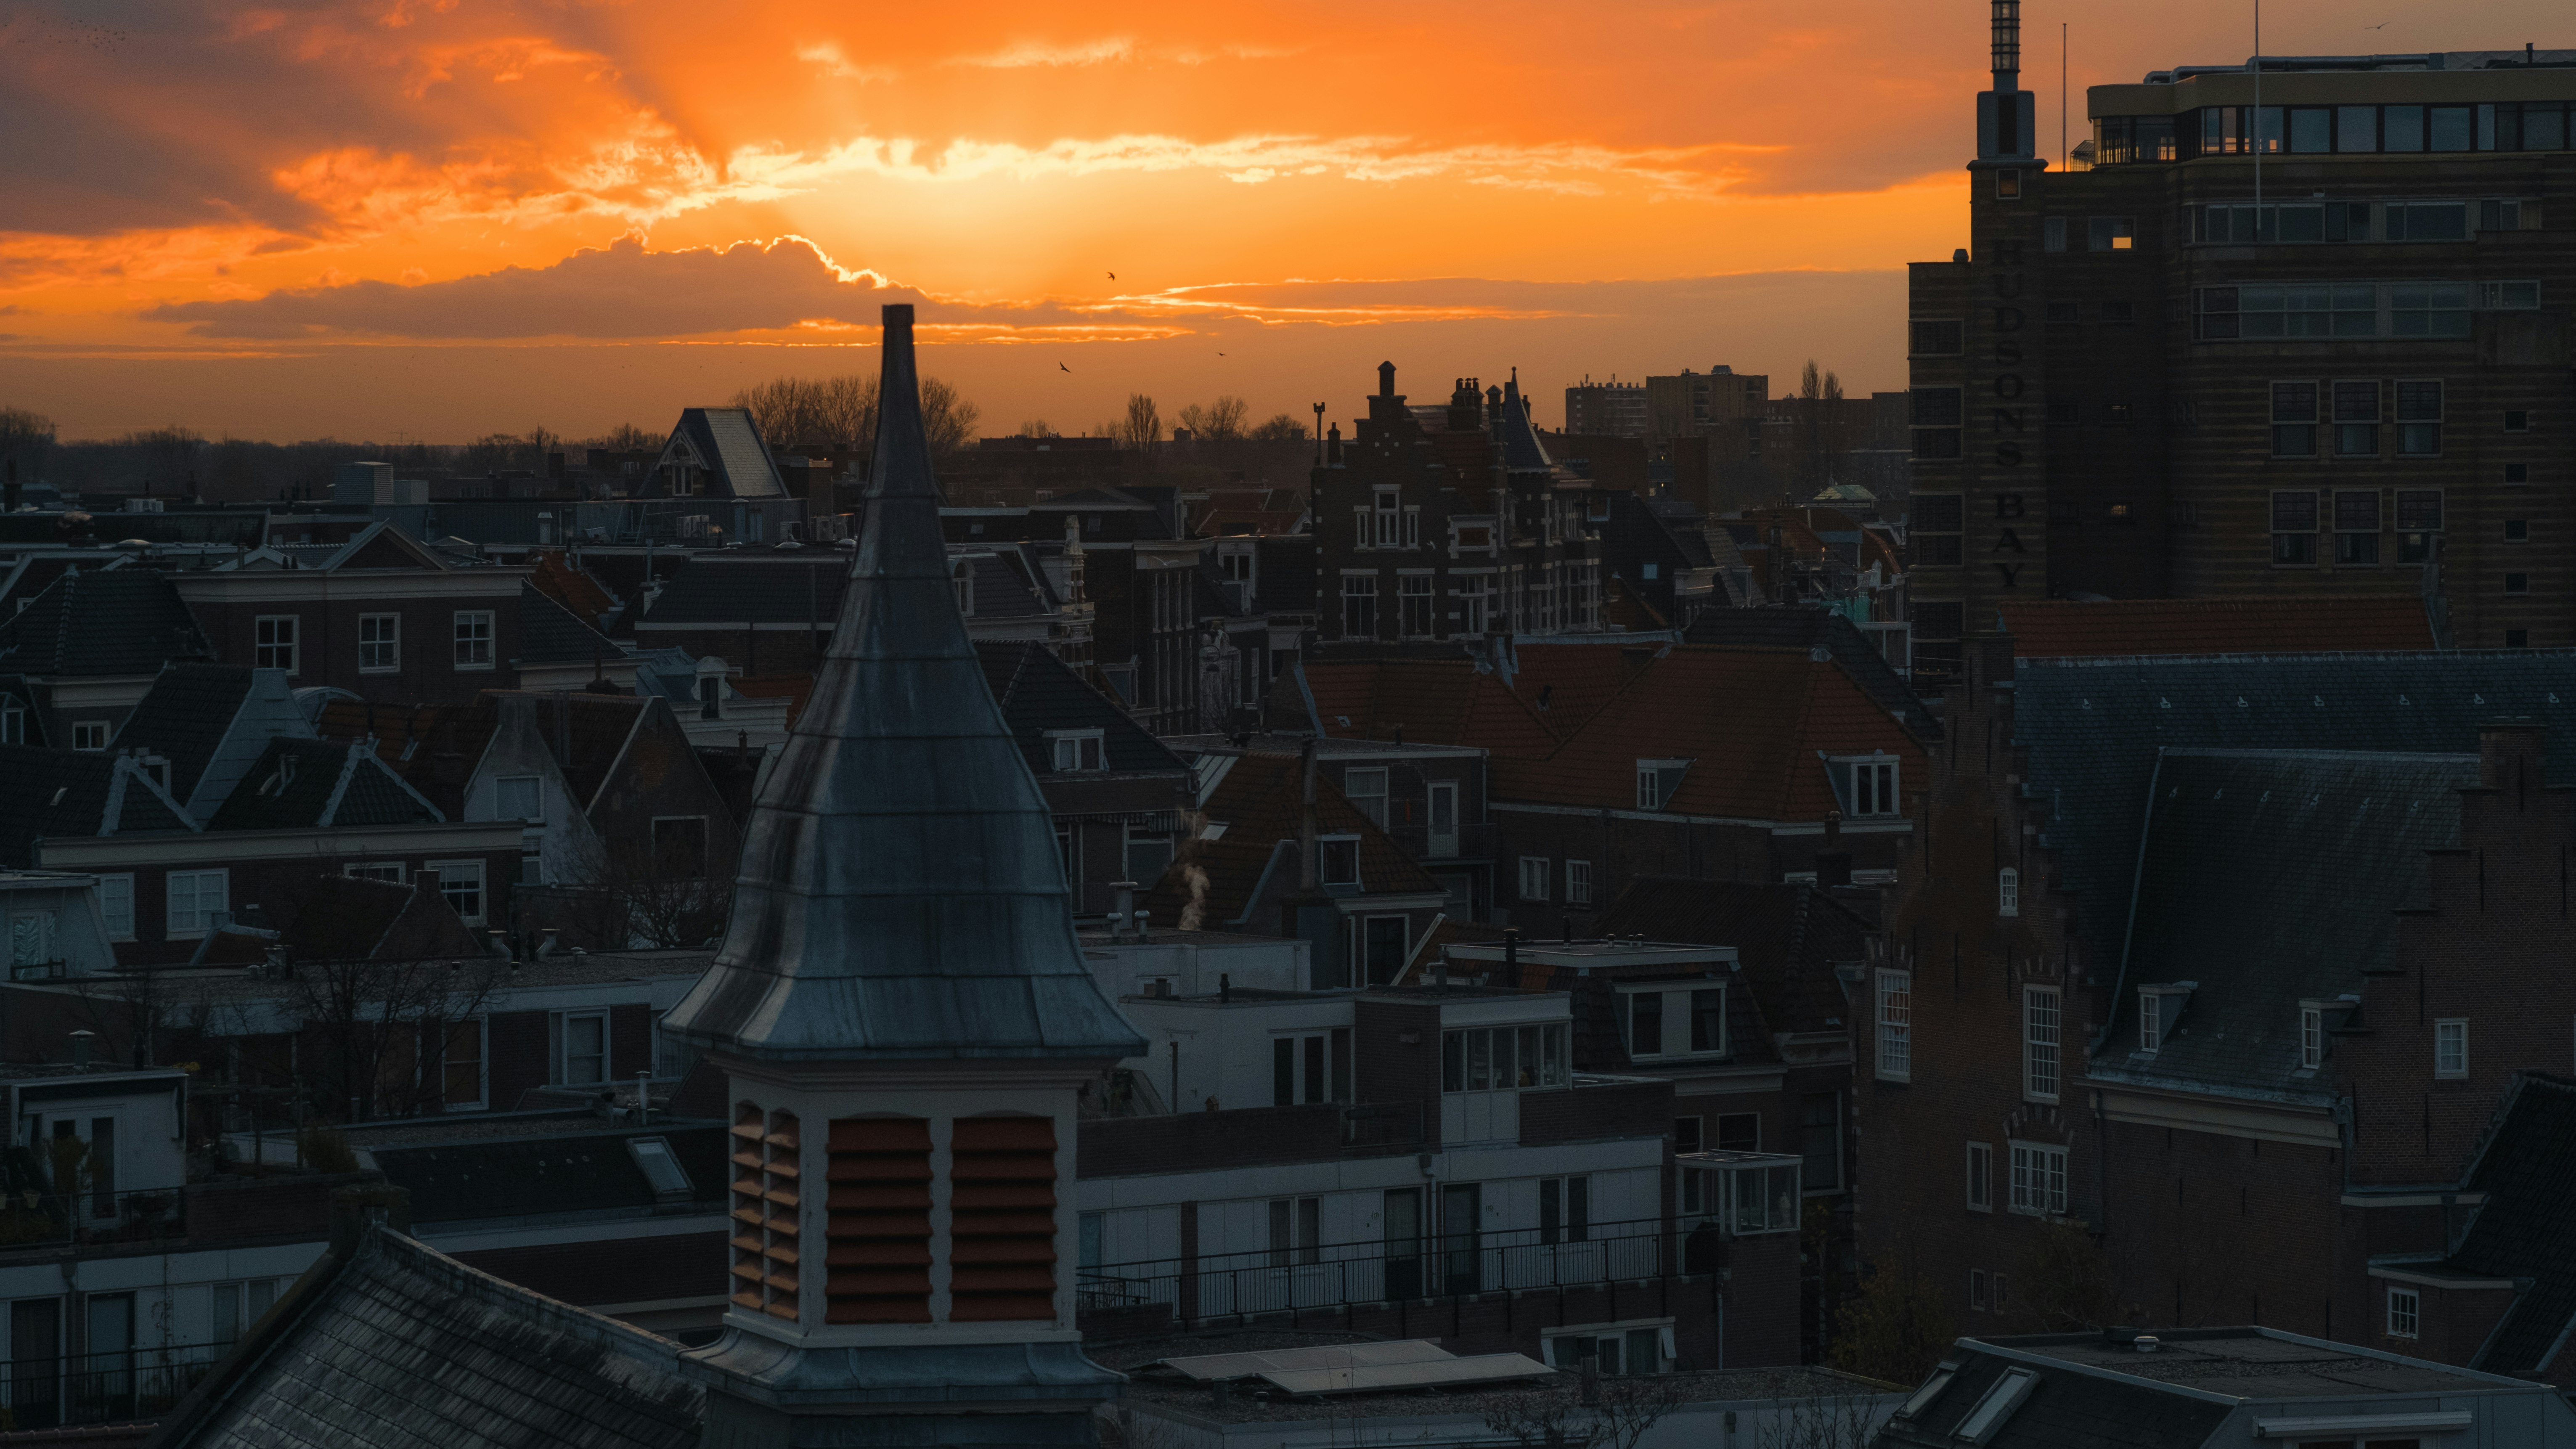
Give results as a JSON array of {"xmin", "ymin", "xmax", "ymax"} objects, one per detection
[
  {"xmin": 0, "ymin": 674, "xmax": 48, "ymax": 747},
  {"xmin": 1683, "ymin": 607, "xmax": 1940, "ymax": 741},
  {"xmin": 668, "ymin": 407, "xmax": 785, "ymax": 498},
  {"xmin": 2014, "ymin": 652, "xmax": 2576, "ymax": 979},
  {"xmin": 519, "ymin": 582, "xmax": 622, "ymax": 666},
  {"xmin": 662, "ymin": 305, "xmax": 1146, "ymax": 1062},
  {"xmin": 0, "ymin": 746, "xmax": 193, "ymax": 865},
  {"xmin": 371, "ymin": 1125, "xmax": 726, "ymax": 1225},
  {"xmin": 975, "ymin": 640, "xmax": 1187, "ymax": 778},
  {"xmin": 2452, "ymin": 1073, "xmax": 2576, "ymax": 1374},
  {"xmin": 2095, "ymin": 750, "xmax": 2473, "ymax": 1097},
  {"xmin": 1594, "ymin": 878, "xmax": 1871, "ymax": 1033},
  {"xmin": 112, "ymin": 662, "xmax": 256, "ymax": 804},
  {"xmin": 1875, "ymin": 1343, "xmax": 2231, "ymax": 1449},
  {"xmin": 636, "ymin": 558, "xmax": 847, "ymax": 628},
  {"xmin": 1492, "ymin": 374, "xmax": 1554, "ymax": 472},
  {"xmin": 0, "ymin": 566, "xmax": 211, "ymax": 676},
  {"xmin": 958, "ymin": 547, "xmax": 1047, "ymax": 619},
  {"xmin": 207, "ymin": 738, "xmax": 441, "ymax": 831},
  {"xmin": 153, "ymin": 1224, "xmax": 705, "ymax": 1449}
]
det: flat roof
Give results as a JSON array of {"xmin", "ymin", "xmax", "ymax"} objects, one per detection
[{"xmin": 1978, "ymin": 1328, "xmax": 2536, "ymax": 1400}]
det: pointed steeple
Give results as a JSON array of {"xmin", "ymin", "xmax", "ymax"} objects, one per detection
[{"xmin": 663, "ymin": 305, "xmax": 1143, "ymax": 1063}]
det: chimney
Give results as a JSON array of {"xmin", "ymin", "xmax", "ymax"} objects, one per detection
[
  {"xmin": 1377, "ymin": 361, "xmax": 1397, "ymax": 399},
  {"xmin": 2478, "ymin": 720, "xmax": 2547, "ymax": 797}
]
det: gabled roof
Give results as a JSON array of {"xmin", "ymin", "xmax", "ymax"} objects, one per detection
[
  {"xmin": 527, "ymin": 549, "xmax": 619, "ymax": 623},
  {"xmin": 207, "ymin": 737, "xmax": 444, "ymax": 831},
  {"xmin": 662, "ymin": 305, "xmax": 1144, "ymax": 1063},
  {"xmin": 1294, "ymin": 658, "xmax": 1557, "ymax": 759},
  {"xmin": 1492, "ymin": 373, "xmax": 1555, "ymax": 472},
  {"xmin": 1143, "ymin": 748, "xmax": 1446, "ymax": 929},
  {"xmin": 2012, "ymin": 652, "xmax": 2576, "ymax": 977},
  {"xmin": 0, "ymin": 746, "xmax": 195, "ymax": 865},
  {"xmin": 975, "ymin": 640, "xmax": 1187, "ymax": 778},
  {"xmin": 1684, "ymin": 608, "xmax": 1938, "ymax": 740},
  {"xmin": 150, "ymin": 1224, "xmax": 705, "ymax": 1449},
  {"xmin": 317, "ymin": 693, "xmax": 651, "ymax": 819},
  {"xmin": 263, "ymin": 872, "xmax": 484, "ymax": 960},
  {"xmin": 1595, "ymin": 878, "xmax": 1872, "ymax": 1033},
  {"xmin": 1998, "ymin": 596, "xmax": 2438, "ymax": 660},
  {"xmin": 2452, "ymin": 1073, "xmax": 2576, "ymax": 1375},
  {"xmin": 518, "ymin": 582, "xmax": 624, "ymax": 667},
  {"xmin": 0, "ymin": 566, "xmax": 211, "ymax": 676},
  {"xmin": 111, "ymin": 662, "xmax": 257, "ymax": 804},
  {"xmin": 1507, "ymin": 639, "xmax": 1664, "ymax": 734},
  {"xmin": 663, "ymin": 407, "xmax": 785, "ymax": 498},
  {"xmin": 1500, "ymin": 646, "xmax": 1926, "ymax": 824},
  {"xmin": 2093, "ymin": 749, "xmax": 2474, "ymax": 1098}
]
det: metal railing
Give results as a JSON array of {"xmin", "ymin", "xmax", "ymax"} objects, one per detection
[
  {"xmin": 0, "ymin": 1185, "xmax": 188, "ymax": 1253},
  {"xmin": 1077, "ymin": 1213, "xmax": 1669, "ymax": 1322},
  {"xmin": 0, "ymin": 1342, "xmax": 229, "ymax": 1429}
]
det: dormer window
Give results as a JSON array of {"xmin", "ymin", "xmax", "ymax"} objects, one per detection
[
  {"xmin": 1635, "ymin": 758, "xmax": 1691, "ymax": 811},
  {"xmin": 1839, "ymin": 756, "xmax": 1900, "ymax": 817},
  {"xmin": 952, "ymin": 559, "xmax": 975, "ymax": 617},
  {"xmin": 1048, "ymin": 729, "xmax": 1105, "ymax": 773},
  {"xmin": 1620, "ymin": 983, "xmax": 1727, "ymax": 1060},
  {"xmin": 2139, "ymin": 991, "xmax": 2162, "ymax": 1053},
  {"xmin": 1318, "ymin": 835, "xmax": 1360, "ymax": 886},
  {"xmin": 2300, "ymin": 1003, "xmax": 2324, "ymax": 1070},
  {"xmin": 1997, "ymin": 867, "xmax": 2020, "ymax": 917}
]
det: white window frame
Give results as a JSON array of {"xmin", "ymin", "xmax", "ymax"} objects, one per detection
[
  {"xmin": 1564, "ymin": 860, "xmax": 1593, "ymax": 906},
  {"xmin": 165, "ymin": 868, "xmax": 229, "ymax": 938},
  {"xmin": 2139, "ymin": 991, "xmax": 2163, "ymax": 1054},
  {"xmin": 2434, "ymin": 1018, "xmax": 2468, "ymax": 1078},
  {"xmin": 72, "ymin": 721, "xmax": 110, "ymax": 752},
  {"xmin": 1397, "ymin": 575, "xmax": 1436, "ymax": 638},
  {"xmin": 97, "ymin": 873, "xmax": 135, "ymax": 942},
  {"xmin": 2386, "ymin": 1285, "xmax": 2420, "ymax": 1339},
  {"xmin": 1339, "ymin": 573, "xmax": 1378, "ymax": 638},
  {"xmin": 1966, "ymin": 1141, "xmax": 1993, "ymax": 1212},
  {"xmin": 1047, "ymin": 728, "xmax": 1105, "ymax": 773},
  {"xmin": 1518, "ymin": 856, "xmax": 1550, "ymax": 902},
  {"xmin": 2024, "ymin": 986, "xmax": 2062, "ymax": 1102},
  {"xmin": 1617, "ymin": 983, "xmax": 1727, "ymax": 1061},
  {"xmin": 1635, "ymin": 758, "xmax": 1689, "ymax": 811},
  {"xmin": 1997, "ymin": 866, "xmax": 2019, "ymax": 917},
  {"xmin": 429, "ymin": 858, "xmax": 487, "ymax": 925},
  {"xmin": 254, "ymin": 615, "xmax": 299, "ymax": 675},
  {"xmin": 358, "ymin": 613, "xmax": 401, "ymax": 673},
  {"xmin": 439, "ymin": 1016, "xmax": 488, "ymax": 1111},
  {"xmin": 2007, "ymin": 1140, "xmax": 2068, "ymax": 1216},
  {"xmin": 553, "ymin": 1008, "xmax": 610, "ymax": 1087},
  {"xmin": 1875, "ymin": 968, "xmax": 1912, "ymax": 1081},
  {"xmin": 1841, "ymin": 755, "xmax": 1900, "ymax": 817},
  {"xmin": 344, "ymin": 861, "xmax": 406, "ymax": 884},
  {"xmin": 1317, "ymin": 834, "xmax": 1361, "ymax": 887},
  {"xmin": 2301, "ymin": 1004, "xmax": 2324, "ymax": 1070},
  {"xmin": 1342, "ymin": 767, "xmax": 1389, "ymax": 829},
  {"xmin": 453, "ymin": 610, "xmax": 496, "ymax": 670},
  {"xmin": 493, "ymin": 774, "xmax": 544, "ymax": 823}
]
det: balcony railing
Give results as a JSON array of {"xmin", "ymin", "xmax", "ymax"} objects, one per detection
[
  {"xmin": 0, "ymin": 1341, "xmax": 230, "ymax": 1429},
  {"xmin": 1078, "ymin": 1213, "xmax": 1672, "ymax": 1324}
]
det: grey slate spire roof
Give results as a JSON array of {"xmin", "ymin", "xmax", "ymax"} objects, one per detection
[{"xmin": 662, "ymin": 305, "xmax": 1145, "ymax": 1062}]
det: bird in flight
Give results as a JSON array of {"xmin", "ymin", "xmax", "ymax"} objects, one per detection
[
  {"xmin": 1058, "ymin": 362, "xmax": 1072, "ymax": 373},
  {"xmin": 1106, "ymin": 271, "xmax": 1117, "ymax": 280},
  {"xmin": 1218, "ymin": 352, "xmax": 1227, "ymax": 357},
  {"xmin": 2364, "ymin": 19, "xmax": 2388, "ymax": 28}
]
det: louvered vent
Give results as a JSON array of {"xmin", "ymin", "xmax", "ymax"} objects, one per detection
[
  {"xmin": 728, "ymin": 1104, "xmax": 800, "ymax": 1321},
  {"xmin": 948, "ymin": 1117, "xmax": 1058, "ymax": 1321},
  {"xmin": 824, "ymin": 1117, "xmax": 933, "ymax": 1323}
]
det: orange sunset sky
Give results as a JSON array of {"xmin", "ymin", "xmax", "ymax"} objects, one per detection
[{"xmin": 0, "ymin": 0, "xmax": 2561, "ymax": 442}]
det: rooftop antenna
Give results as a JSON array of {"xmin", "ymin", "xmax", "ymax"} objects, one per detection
[{"xmin": 2061, "ymin": 22, "xmax": 2068, "ymax": 170}]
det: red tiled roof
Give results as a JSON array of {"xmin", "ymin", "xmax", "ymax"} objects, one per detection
[
  {"xmin": 527, "ymin": 549, "xmax": 617, "ymax": 621},
  {"xmin": 1143, "ymin": 749, "xmax": 1444, "ymax": 928},
  {"xmin": 1297, "ymin": 660, "xmax": 1558, "ymax": 760},
  {"xmin": 1497, "ymin": 645, "xmax": 1927, "ymax": 823},
  {"xmin": 1507, "ymin": 640, "xmax": 1661, "ymax": 734},
  {"xmin": 1997, "ymin": 596, "xmax": 2437, "ymax": 660}
]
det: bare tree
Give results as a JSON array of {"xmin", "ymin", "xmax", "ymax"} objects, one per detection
[
  {"xmin": 2015, "ymin": 1215, "xmax": 2115, "ymax": 1332},
  {"xmin": 1481, "ymin": 1372, "xmax": 1688, "ymax": 1449},
  {"xmin": 1017, "ymin": 419, "xmax": 1055, "ymax": 438},
  {"xmin": 1756, "ymin": 1394, "xmax": 1890, "ymax": 1449},
  {"xmin": 1831, "ymin": 1250, "xmax": 1956, "ymax": 1386},
  {"xmin": 0, "ymin": 405, "xmax": 54, "ymax": 487},
  {"xmin": 1251, "ymin": 413, "xmax": 1307, "ymax": 444},
  {"xmin": 561, "ymin": 819, "xmax": 731, "ymax": 950},
  {"xmin": 281, "ymin": 954, "xmax": 506, "ymax": 1121},
  {"xmin": 918, "ymin": 377, "xmax": 980, "ymax": 453},
  {"xmin": 733, "ymin": 374, "xmax": 878, "ymax": 448},
  {"xmin": 582, "ymin": 422, "xmax": 658, "ymax": 452},
  {"xmin": 125, "ymin": 424, "xmax": 203, "ymax": 495},
  {"xmin": 1114, "ymin": 393, "xmax": 1163, "ymax": 453}
]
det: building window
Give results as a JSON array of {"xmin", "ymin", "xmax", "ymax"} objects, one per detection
[
  {"xmin": 2396, "ymin": 379, "xmax": 2444, "ymax": 456},
  {"xmin": 2025, "ymin": 987, "xmax": 2062, "ymax": 1101},
  {"xmin": 1343, "ymin": 767, "xmax": 1389, "ymax": 828},
  {"xmin": 1634, "ymin": 759, "xmax": 1689, "ymax": 811},
  {"xmin": 1912, "ymin": 320, "xmax": 1963, "ymax": 356},
  {"xmin": 1339, "ymin": 575, "xmax": 1378, "ymax": 638},
  {"xmin": 2008, "ymin": 1141, "xmax": 2068, "ymax": 1216},
  {"xmin": 1997, "ymin": 867, "xmax": 2019, "ymax": 918},
  {"xmin": 358, "ymin": 614, "xmax": 400, "ymax": 673},
  {"xmin": 2334, "ymin": 490, "xmax": 2383, "ymax": 565},
  {"xmin": 2334, "ymin": 380, "xmax": 2381, "ymax": 456},
  {"xmin": 2505, "ymin": 408, "xmax": 2532, "ymax": 432},
  {"xmin": 1455, "ymin": 575, "xmax": 1492, "ymax": 635},
  {"xmin": 345, "ymin": 861, "xmax": 405, "ymax": 884},
  {"xmin": 2387, "ymin": 1286, "xmax": 2420, "ymax": 1339},
  {"xmin": 1318, "ymin": 835, "xmax": 1360, "ymax": 887},
  {"xmin": 2507, "ymin": 573, "xmax": 2530, "ymax": 594},
  {"xmin": 431, "ymin": 859, "xmax": 486, "ymax": 924},
  {"xmin": 1911, "ymin": 388, "xmax": 1963, "ymax": 461},
  {"xmin": 1564, "ymin": 860, "xmax": 1592, "ymax": 906},
  {"xmin": 2506, "ymin": 519, "xmax": 2531, "ymax": 543},
  {"xmin": 166, "ymin": 869, "xmax": 229, "ymax": 935},
  {"xmin": 1518, "ymin": 856, "xmax": 1550, "ymax": 902},
  {"xmin": 1398, "ymin": 576, "xmax": 1435, "ymax": 638},
  {"xmin": 2139, "ymin": 991, "xmax": 2163, "ymax": 1053},
  {"xmin": 2435, "ymin": 1018, "xmax": 2467, "ymax": 1078},
  {"xmin": 1620, "ymin": 985, "xmax": 1726, "ymax": 1060},
  {"xmin": 2270, "ymin": 381, "xmax": 2319, "ymax": 456},
  {"xmin": 1876, "ymin": 969, "xmax": 1912, "ymax": 1081},
  {"xmin": 1542, "ymin": 1324, "xmax": 1669, "ymax": 1377},
  {"xmin": 2271, "ymin": 490, "xmax": 2320, "ymax": 566},
  {"xmin": 2398, "ymin": 489, "xmax": 2444, "ymax": 563},
  {"xmin": 1966, "ymin": 1142, "xmax": 1993, "ymax": 1212},
  {"xmin": 2301, "ymin": 1005, "xmax": 2324, "ymax": 1070},
  {"xmin": 72, "ymin": 721, "xmax": 110, "ymax": 752},
  {"xmin": 1272, "ymin": 1033, "xmax": 1347, "ymax": 1106},
  {"xmin": 494, "ymin": 774, "xmax": 543, "ymax": 822},
  {"xmin": 254, "ymin": 616, "xmax": 299, "ymax": 674},
  {"xmin": 1047, "ymin": 729, "xmax": 1105, "ymax": 772},
  {"xmin": 2506, "ymin": 466, "xmax": 2531, "ymax": 488},
  {"xmin": 1970, "ymin": 1269, "xmax": 1990, "ymax": 1310},
  {"xmin": 98, "ymin": 874, "xmax": 134, "ymax": 940},
  {"xmin": 1673, "ymin": 1116, "xmax": 1703, "ymax": 1154},
  {"xmin": 553, "ymin": 1009, "xmax": 609, "ymax": 1086},
  {"xmin": 1677, "ymin": 1160, "xmax": 1800, "ymax": 1236},
  {"xmin": 952, "ymin": 559, "xmax": 975, "ymax": 617},
  {"xmin": 453, "ymin": 611, "xmax": 496, "ymax": 669},
  {"xmin": 1537, "ymin": 1176, "xmax": 1590, "ymax": 1245},
  {"xmin": 1440, "ymin": 1023, "xmax": 1570, "ymax": 1091},
  {"xmin": 2088, "ymin": 216, "xmax": 2135, "ymax": 251},
  {"xmin": 441, "ymin": 1018, "xmax": 486, "ymax": 1110},
  {"xmin": 1843, "ymin": 758, "xmax": 1898, "ymax": 817},
  {"xmin": 1714, "ymin": 1113, "xmax": 1759, "ymax": 1152}
]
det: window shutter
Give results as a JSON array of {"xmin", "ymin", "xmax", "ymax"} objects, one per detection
[
  {"xmin": 730, "ymin": 1105, "xmax": 802, "ymax": 1321},
  {"xmin": 949, "ymin": 1117, "xmax": 1059, "ymax": 1321},
  {"xmin": 824, "ymin": 1117, "xmax": 933, "ymax": 1323}
]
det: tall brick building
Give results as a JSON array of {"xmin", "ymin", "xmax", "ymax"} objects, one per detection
[{"xmin": 1907, "ymin": 14, "xmax": 2576, "ymax": 681}]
